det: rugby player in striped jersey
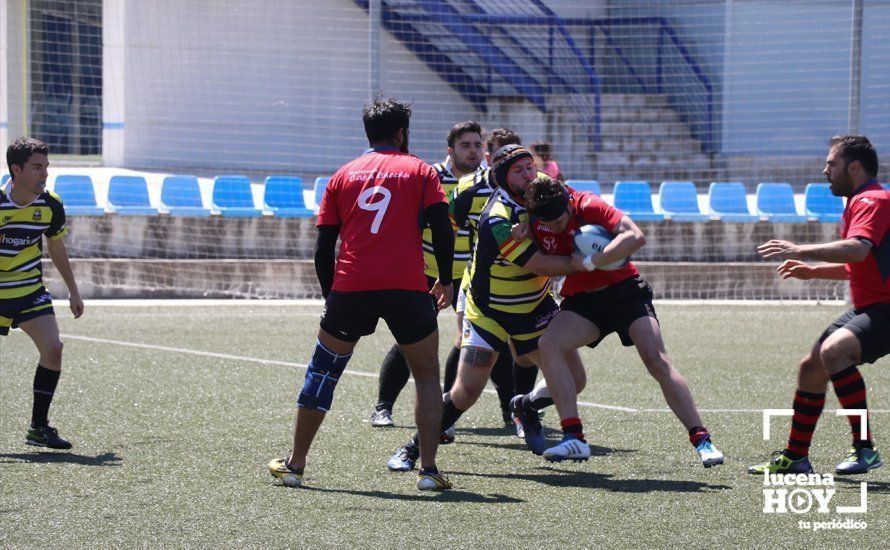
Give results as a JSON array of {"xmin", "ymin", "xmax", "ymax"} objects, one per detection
[{"xmin": 2, "ymin": 137, "xmax": 83, "ymax": 450}]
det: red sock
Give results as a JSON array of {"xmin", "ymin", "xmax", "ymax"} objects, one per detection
[
  {"xmin": 830, "ymin": 366, "xmax": 873, "ymax": 448},
  {"xmin": 786, "ymin": 390, "xmax": 825, "ymax": 457},
  {"xmin": 560, "ymin": 417, "xmax": 584, "ymax": 440},
  {"xmin": 688, "ymin": 426, "xmax": 710, "ymax": 446}
]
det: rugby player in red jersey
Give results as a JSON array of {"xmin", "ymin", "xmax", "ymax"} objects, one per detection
[
  {"xmin": 512, "ymin": 176, "xmax": 724, "ymax": 466},
  {"xmin": 751, "ymin": 135, "xmax": 890, "ymax": 475},
  {"xmin": 269, "ymin": 97, "xmax": 455, "ymax": 491}
]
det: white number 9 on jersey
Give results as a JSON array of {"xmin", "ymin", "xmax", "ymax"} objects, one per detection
[{"xmin": 357, "ymin": 186, "xmax": 392, "ymax": 234}]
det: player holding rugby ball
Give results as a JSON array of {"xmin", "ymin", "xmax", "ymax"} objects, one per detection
[{"xmin": 511, "ymin": 175, "xmax": 724, "ymax": 467}]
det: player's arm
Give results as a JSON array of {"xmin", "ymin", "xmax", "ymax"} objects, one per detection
[
  {"xmin": 523, "ymin": 251, "xmax": 587, "ymax": 276},
  {"xmin": 594, "ymin": 215, "xmax": 645, "ymax": 268},
  {"xmin": 46, "ymin": 237, "xmax": 83, "ymax": 318},
  {"xmin": 490, "ymin": 218, "xmax": 585, "ymax": 275},
  {"xmin": 426, "ymin": 202, "xmax": 454, "ymax": 309},
  {"xmin": 757, "ymin": 238, "xmax": 872, "ymax": 264},
  {"xmin": 315, "ymin": 225, "xmax": 340, "ymax": 298},
  {"xmin": 777, "ymin": 260, "xmax": 849, "ymax": 280}
]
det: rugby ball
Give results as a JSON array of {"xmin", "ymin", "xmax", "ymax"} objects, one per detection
[{"xmin": 573, "ymin": 225, "xmax": 628, "ymax": 271}]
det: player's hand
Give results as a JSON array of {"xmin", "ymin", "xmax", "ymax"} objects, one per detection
[
  {"xmin": 777, "ymin": 259, "xmax": 816, "ymax": 280},
  {"xmin": 430, "ymin": 280, "xmax": 454, "ymax": 310},
  {"xmin": 68, "ymin": 291, "xmax": 84, "ymax": 319},
  {"xmin": 757, "ymin": 239, "xmax": 802, "ymax": 260},
  {"xmin": 570, "ymin": 252, "xmax": 593, "ymax": 272},
  {"xmin": 511, "ymin": 223, "xmax": 530, "ymax": 241}
]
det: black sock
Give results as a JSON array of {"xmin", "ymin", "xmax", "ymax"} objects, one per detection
[
  {"xmin": 443, "ymin": 346, "xmax": 460, "ymax": 392},
  {"xmin": 408, "ymin": 393, "xmax": 466, "ymax": 448},
  {"xmin": 440, "ymin": 392, "xmax": 465, "ymax": 432},
  {"xmin": 513, "ymin": 363, "xmax": 538, "ymax": 395},
  {"xmin": 32, "ymin": 365, "xmax": 60, "ymax": 427},
  {"xmin": 376, "ymin": 344, "xmax": 410, "ymax": 412},
  {"xmin": 489, "ymin": 353, "xmax": 515, "ymax": 414}
]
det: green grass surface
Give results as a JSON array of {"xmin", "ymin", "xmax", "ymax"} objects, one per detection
[{"xmin": 0, "ymin": 303, "xmax": 887, "ymax": 547}]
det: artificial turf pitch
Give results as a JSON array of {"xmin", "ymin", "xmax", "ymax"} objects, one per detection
[{"xmin": 0, "ymin": 303, "xmax": 887, "ymax": 547}]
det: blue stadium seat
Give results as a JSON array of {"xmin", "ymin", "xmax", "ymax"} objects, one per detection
[
  {"xmin": 612, "ymin": 181, "xmax": 663, "ymax": 221},
  {"xmin": 883, "ymin": 183, "xmax": 890, "ymax": 190},
  {"xmin": 264, "ymin": 176, "xmax": 313, "ymax": 218},
  {"xmin": 313, "ymin": 177, "xmax": 331, "ymax": 211},
  {"xmin": 565, "ymin": 179, "xmax": 600, "ymax": 195},
  {"xmin": 804, "ymin": 183, "xmax": 843, "ymax": 222},
  {"xmin": 1, "ymin": 174, "xmax": 9, "ymax": 187},
  {"xmin": 161, "ymin": 175, "xmax": 210, "ymax": 216},
  {"xmin": 108, "ymin": 175, "xmax": 158, "ymax": 215},
  {"xmin": 707, "ymin": 182, "xmax": 757, "ymax": 222},
  {"xmin": 53, "ymin": 175, "xmax": 105, "ymax": 216},
  {"xmin": 755, "ymin": 183, "xmax": 806, "ymax": 222},
  {"xmin": 212, "ymin": 175, "xmax": 262, "ymax": 217},
  {"xmin": 659, "ymin": 181, "xmax": 708, "ymax": 222}
]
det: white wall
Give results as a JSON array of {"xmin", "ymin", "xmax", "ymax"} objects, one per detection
[
  {"xmin": 720, "ymin": 1, "xmax": 851, "ymax": 155},
  {"xmin": 102, "ymin": 0, "xmax": 478, "ymax": 174}
]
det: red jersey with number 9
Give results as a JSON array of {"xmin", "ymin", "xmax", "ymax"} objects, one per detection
[{"xmin": 317, "ymin": 148, "xmax": 447, "ymax": 292}]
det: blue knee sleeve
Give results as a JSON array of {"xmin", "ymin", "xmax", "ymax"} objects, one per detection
[{"xmin": 297, "ymin": 341, "xmax": 352, "ymax": 412}]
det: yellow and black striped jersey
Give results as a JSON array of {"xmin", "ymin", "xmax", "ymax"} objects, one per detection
[
  {"xmin": 466, "ymin": 186, "xmax": 550, "ymax": 316},
  {"xmin": 449, "ymin": 168, "xmax": 496, "ymax": 291},
  {"xmin": 0, "ymin": 188, "xmax": 68, "ymax": 300},
  {"xmin": 423, "ymin": 161, "xmax": 474, "ymax": 280}
]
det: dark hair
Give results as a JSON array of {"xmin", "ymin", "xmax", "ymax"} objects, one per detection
[
  {"xmin": 487, "ymin": 128, "xmax": 521, "ymax": 156},
  {"xmin": 530, "ymin": 141, "xmax": 552, "ymax": 155},
  {"xmin": 362, "ymin": 96, "xmax": 412, "ymax": 145},
  {"xmin": 447, "ymin": 121, "xmax": 483, "ymax": 148},
  {"xmin": 830, "ymin": 135, "xmax": 878, "ymax": 178},
  {"xmin": 7, "ymin": 137, "xmax": 49, "ymax": 179},
  {"xmin": 525, "ymin": 175, "xmax": 569, "ymax": 221}
]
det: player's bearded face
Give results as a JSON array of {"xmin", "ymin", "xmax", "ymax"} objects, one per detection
[
  {"xmin": 450, "ymin": 132, "xmax": 483, "ymax": 174},
  {"xmin": 506, "ymin": 158, "xmax": 538, "ymax": 198},
  {"xmin": 824, "ymin": 145, "xmax": 851, "ymax": 196},
  {"xmin": 399, "ymin": 127, "xmax": 410, "ymax": 153}
]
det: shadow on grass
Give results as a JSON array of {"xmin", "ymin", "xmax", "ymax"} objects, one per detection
[
  {"xmin": 0, "ymin": 451, "xmax": 122, "ymax": 467},
  {"xmin": 835, "ymin": 478, "xmax": 890, "ymax": 493},
  {"xmin": 460, "ymin": 440, "xmax": 634, "ymax": 458},
  {"xmin": 302, "ymin": 486, "xmax": 524, "ymax": 503},
  {"xmin": 449, "ymin": 467, "xmax": 731, "ymax": 494}
]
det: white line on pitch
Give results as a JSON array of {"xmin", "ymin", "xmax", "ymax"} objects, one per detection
[
  {"xmin": 63, "ymin": 334, "xmax": 888, "ymax": 415},
  {"xmin": 60, "ymin": 333, "xmax": 638, "ymax": 411}
]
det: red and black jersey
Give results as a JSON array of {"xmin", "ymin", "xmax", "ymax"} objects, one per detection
[
  {"xmin": 317, "ymin": 148, "xmax": 446, "ymax": 292},
  {"xmin": 842, "ymin": 180, "xmax": 890, "ymax": 308},
  {"xmin": 531, "ymin": 191, "xmax": 639, "ymax": 296}
]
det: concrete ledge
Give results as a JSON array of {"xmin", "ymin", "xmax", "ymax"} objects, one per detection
[
  {"xmin": 64, "ymin": 216, "xmax": 838, "ymax": 263},
  {"xmin": 42, "ymin": 259, "xmax": 846, "ymax": 301}
]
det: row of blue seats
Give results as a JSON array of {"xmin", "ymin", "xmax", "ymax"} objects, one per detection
[
  {"xmin": 1, "ymin": 173, "xmax": 327, "ymax": 217},
  {"xmin": 565, "ymin": 179, "xmax": 889, "ymax": 222},
  {"xmin": 3, "ymin": 173, "xmax": 885, "ymax": 222}
]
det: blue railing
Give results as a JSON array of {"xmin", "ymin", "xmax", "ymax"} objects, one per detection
[
  {"xmin": 356, "ymin": 1, "xmax": 714, "ymax": 155},
  {"xmin": 588, "ymin": 17, "xmax": 715, "ymax": 153}
]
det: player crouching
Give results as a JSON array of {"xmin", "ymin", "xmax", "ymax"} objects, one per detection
[{"xmin": 513, "ymin": 176, "xmax": 724, "ymax": 467}]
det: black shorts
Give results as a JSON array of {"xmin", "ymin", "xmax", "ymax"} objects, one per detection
[
  {"xmin": 817, "ymin": 303, "xmax": 890, "ymax": 365},
  {"xmin": 0, "ymin": 286, "xmax": 55, "ymax": 336},
  {"xmin": 426, "ymin": 275, "xmax": 460, "ymax": 311},
  {"xmin": 320, "ymin": 289, "xmax": 438, "ymax": 345},
  {"xmin": 559, "ymin": 275, "xmax": 658, "ymax": 349}
]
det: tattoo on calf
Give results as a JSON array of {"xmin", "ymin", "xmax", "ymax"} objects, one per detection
[{"xmin": 464, "ymin": 346, "xmax": 494, "ymax": 369}]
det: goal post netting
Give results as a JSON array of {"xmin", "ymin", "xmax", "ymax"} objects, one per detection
[{"xmin": 4, "ymin": 0, "xmax": 887, "ymax": 300}]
